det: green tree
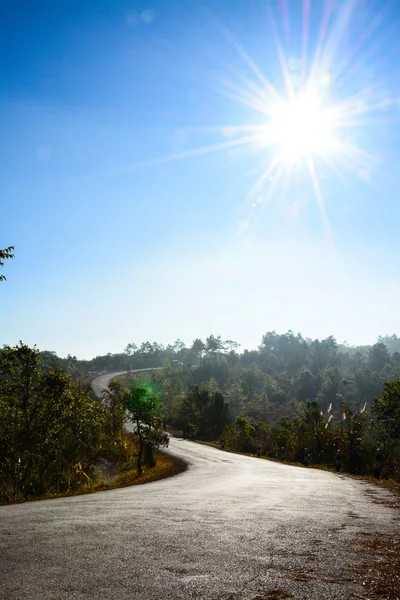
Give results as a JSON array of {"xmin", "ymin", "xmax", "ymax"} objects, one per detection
[
  {"xmin": 225, "ymin": 379, "xmax": 248, "ymax": 418},
  {"xmin": 181, "ymin": 384, "xmax": 229, "ymax": 439},
  {"xmin": 368, "ymin": 343, "xmax": 391, "ymax": 372},
  {"xmin": 310, "ymin": 336, "xmax": 338, "ymax": 371},
  {"xmin": 124, "ymin": 342, "xmax": 138, "ymax": 356},
  {"xmin": 377, "ymin": 335, "xmax": 400, "ymax": 355},
  {"xmin": 126, "ymin": 385, "xmax": 168, "ymax": 475},
  {"xmin": 293, "ymin": 368, "xmax": 315, "ymax": 403},
  {"xmin": 372, "ymin": 379, "xmax": 400, "ymax": 480},
  {"xmin": 0, "ymin": 246, "xmax": 14, "ymax": 281},
  {"xmin": 0, "ymin": 343, "xmax": 107, "ymax": 500},
  {"xmin": 229, "ymin": 415, "xmax": 255, "ymax": 452},
  {"xmin": 191, "ymin": 338, "xmax": 206, "ymax": 365},
  {"xmin": 37, "ymin": 368, "xmax": 107, "ymax": 491},
  {"xmin": 372, "ymin": 379, "xmax": 400, "ymax": 440},
  {"xmin": 102, "ymin": 380, "xmax": 127, "ymax": 438},
  {"xmin": 259, "ymin": 330, "xmax": 307, "ymax": 374},
  {"xmin": 339, "ymin": 400, "xmax": 370, "ymax": 474},
  {"xmin": 315, "ymin": 366, "xmax": 341, "ymax": 412},
  {"xmin": 205, "ymin": 335, "xmax": 225, "ymax": 354},
  {"xmin": 224, "ymin": 339, "xmax": 240, "ymax": 353}
]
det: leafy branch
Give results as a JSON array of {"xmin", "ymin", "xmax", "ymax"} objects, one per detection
[{"xmin": 0, "ymin": 246, "xmax": 15, "ymax": 281}]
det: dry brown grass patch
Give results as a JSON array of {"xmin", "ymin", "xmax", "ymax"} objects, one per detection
[
  {"xmin": 348, "ymin": 537, "xmax": 400, "ymax": 599},
  {"xmin": 281, "ymin": 567, "xmax": 313, "ymax": 582}
]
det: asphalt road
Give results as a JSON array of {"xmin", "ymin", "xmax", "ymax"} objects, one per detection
[
  {"xmin": 0, "ymin": 373, "xmax": 398, "ymax": 600},
  {"xmin": 91, "ymin": 368, "xmax": 165, "ymax": 399},
  {"xmin": 90, "ymin": 370, "xmax": 127, "ymax": 399}
]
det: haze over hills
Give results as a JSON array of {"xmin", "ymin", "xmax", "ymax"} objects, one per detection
[{"xmin": 33, "ymin": 330, "xmax": 400, "ymax": 422}]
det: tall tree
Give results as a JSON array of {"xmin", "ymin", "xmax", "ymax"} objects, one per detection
[
  {"xmin": 368, "ymin": 343, "xmax": 391, "ymax": 372},
  {"xmin": 181, "ymin": 384, "xmax": 229, "ymax": 438},
  {"xmin": 377, "ymin": 334, "xmax": 400, "ymax": 355},
  {"xmin": 102, "ymin": 380, "xmax": 127, "ymax": 438},
  {"xmin": 372, "ymin": 379, "xmax": 400, "ymax": 440},
  {"xmin": 191, "ymin": 338, "xmax": 206, "ymax": 364},
  {"xmin": 126, "ymin": 385, "xmax": 168, "ymax": 474},
  {"xmin": 205, "ymin": 335, "xmax": 225, "ymax": 354}
]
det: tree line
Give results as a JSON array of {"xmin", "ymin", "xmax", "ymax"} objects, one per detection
[{"xmin": 122, "ymin": 332, "xmax": 400, "ymax": 480}]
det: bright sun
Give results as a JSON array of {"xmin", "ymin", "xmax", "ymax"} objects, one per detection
[
  {"xmin": 144, "ymin": 3, "xmax": 383, "ymax": 231},
  {"xmin": 268, "ymin": 90, "xmax": 335, "ymax": 161}
]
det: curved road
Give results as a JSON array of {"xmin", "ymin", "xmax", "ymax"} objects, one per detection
[
  {"xmin": 91, "ymin": 368, "xmax": 166, "ymax": 399},
  {"xmin": 0, "ymin": 372, "xmax": 398, "ymax": 600}
]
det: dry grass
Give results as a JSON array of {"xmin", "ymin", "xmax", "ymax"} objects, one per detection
[
  {"xmin": 110, "ymin": 452, "xmax": 187, "ymax": 488},
  {"xmin": 348, "ymin": 537, "xmax": 400, "ymax": 599},
  {"xmin": 350, "ymin": 476, "xmax": 400, "ymax": 504},
  {"xmin": 6, "ymin": 445, "xmax": 187, "ymax": 505}
]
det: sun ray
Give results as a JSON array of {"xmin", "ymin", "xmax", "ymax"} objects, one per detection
[
  {"xmin": 279, "ymin": 0, "xmax": 291, "ymax": 43},
  {"xmin": 317, "ymin": 0, "xmax": 357, "ymax": 79},
  {"xmin": 217, "ymin": 22, "xmax": 282, "ymax": 103},
  {"xmin": 305, "ymin": 153, "xmax": 333, "ymax": 243},
  {"xmin": 333, "ymin": 10, "xmax": 389, "ymax": 93},
  {"xmin": 269, "ymin": 13, "xmax": 297, "ymax": 102},
  {"xmin": 252, "ymin": 159, "xmax": 289, "ymax": 235},
  {"xmin": 332, "ymin": 6, "xmax": 400, "ymax": 101},
  {"xmin": 327, "ymin": 75, "xmax": 396, "ymax": 119},
  {"xmin": 309, "ymin": 0, "xmax": 335, "ymax": 80},
  {"xmin": 113, "ymin": 134, "xmax": 260, "ymax": 175},
  {"xmin": 317, "ymin": 149, "xmax": 351, "ymax": 187},
  {"xmin": 242, "ymin": 149, "xmax": 285, "ymax": 213},
  {"xmin": 215, "ymin": 76, "xmax": 276, "ymax": 116},
  {"xmin": 222, "ymin": 61, "xmax": 281, "ymax": 109},
  {"xmin": 215, "ymin": 81, "xmax": 270, "ymax": 115},
  {"xmin": 301, "ymin": 0, "xmax": 310, "ymax": 82}
]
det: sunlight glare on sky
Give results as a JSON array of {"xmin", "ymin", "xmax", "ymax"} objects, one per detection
[{"xmin": 1, "ymin": 0, "xmax": 400, "ymax": 358}]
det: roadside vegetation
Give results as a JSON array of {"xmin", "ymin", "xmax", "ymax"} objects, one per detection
[
  {"xmin": 118, "ymin": 332, "xmax": 400, "ymax": 482},
  {"xmin": 0, "ymin": 344, "xmax": 174, "ymax": 504}
]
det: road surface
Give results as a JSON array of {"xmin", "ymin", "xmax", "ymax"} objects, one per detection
[
  {"xmin": 91, "ymin": 368, "xmax": 167, "ymax": 399},
  {"xmin": 0, "ymin": 372, "xmax": 398, "ymax": 600},
  {"xmin": 91, "ymin": 370, "xmax": 127, "ymax": 398}
]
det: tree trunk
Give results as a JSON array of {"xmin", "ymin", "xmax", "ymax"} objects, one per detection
[{"xmin": 137, "ymin": 419, "xmax": 143, "ymax": 475}]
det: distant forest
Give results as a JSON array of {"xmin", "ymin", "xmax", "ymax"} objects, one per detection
[
  {"xmin": 42, "ymin": 332, "xmax": 400, "ymax": 424},
  {"xmin": 107, "ymin": 332, "xmax": 400, "ymax": 480}
]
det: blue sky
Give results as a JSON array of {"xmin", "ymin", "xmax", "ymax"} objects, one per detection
[{"xmin": 1, "ymin": 0, "xmax": 400, "ymax": 359}]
